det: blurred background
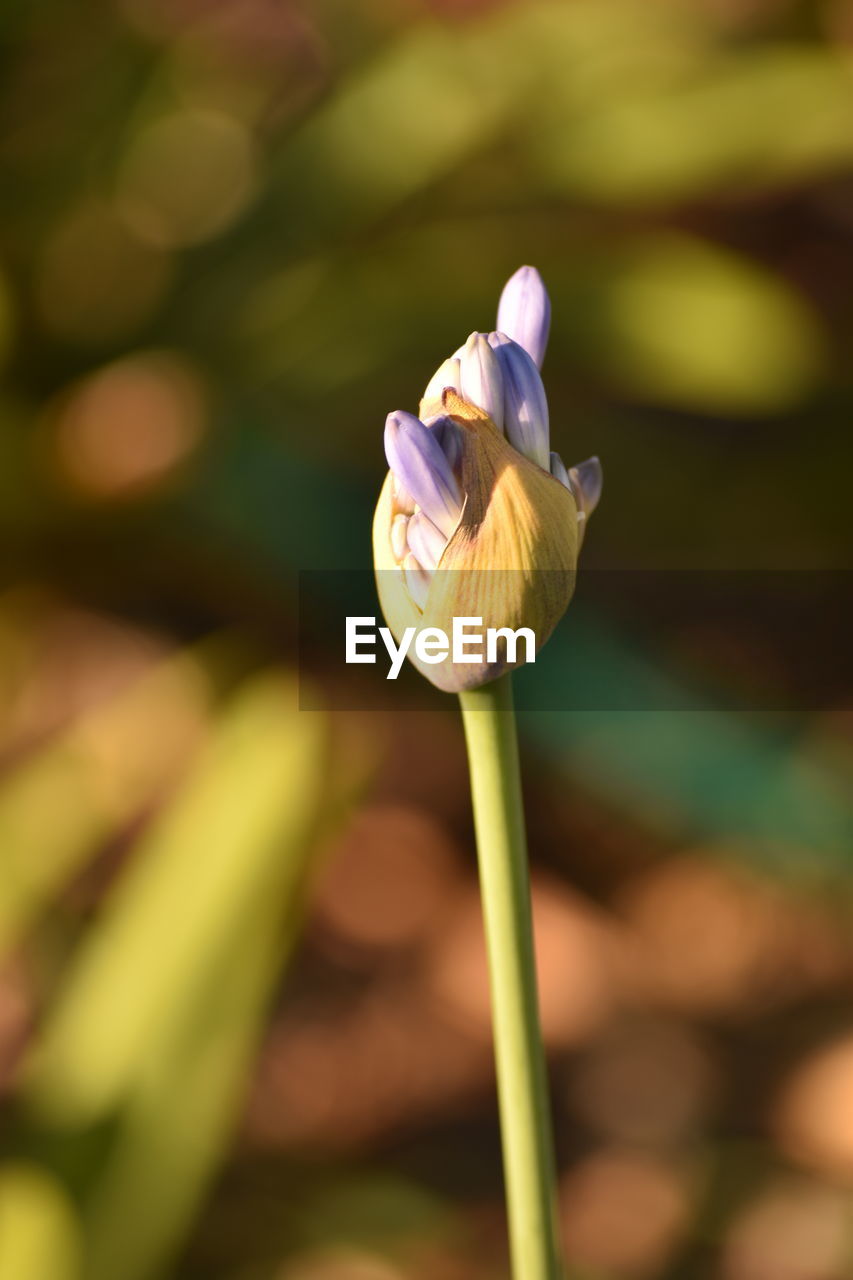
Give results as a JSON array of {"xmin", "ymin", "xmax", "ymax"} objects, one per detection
[{"xmin": 2, "ymin": 0, "xmax": 853, "ymax": 1276}]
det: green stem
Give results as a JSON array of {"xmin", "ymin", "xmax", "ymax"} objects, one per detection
[{"xmin": 458, "ymin": 673, "xmax": 563, "ymax": 1280}]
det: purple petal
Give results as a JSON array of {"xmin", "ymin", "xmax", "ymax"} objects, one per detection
[
  {"xmin": 406, "ymin": 510, "xmax": 447, "ymax": 571},
  {"xmin": 384, "ymin": 410, "xmax": 462, "ymax": 538},
  {"xmin": 569, "ymin": 456, "xmax": 603, "ymax": 516},
  {"xmin": 459, "ymin": 333, "xmax": 504, "ymax": 430},
  {"xmin": 497, "ymin": 265, "xmax": 551, "ymax": 369},
  {"xmin": 549, "ymin": 451, "xmax": 571, "ymax": 489},
  {"xmin": 488, "ymin": 333, "xmax": 550, "ymax": 469},
  {"xmin": 424, "ymin": 413, "xmax": 463, "ymax": 473}
]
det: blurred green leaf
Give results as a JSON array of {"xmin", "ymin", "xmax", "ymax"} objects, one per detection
[
  {"xmin": 533, "ymin": 46, "xmax": 853, "ymax": 204},
  {"xmin": 564, "ymin": 233, "xmax": 825, "ymax": 413},
  {"xmin": 26, "ymin": 674, "xmax": 327, "ymax": 1123},
  {"xmin": 0, "ymin": 1163, "xmax": 82, "ymax": 1280},
  {"xmin": 295, "ymin": 1173, "xmax": 449, "ymax": 1254},
  {"xmin": 270, "ymin": 20, "xmax": 526, "ymax": 241},
  {"xmin": 0, "ymin": 650, "xmax": 209, "ymax": 960},
  {"xmin": 81, "ymin": 892, "xmax": 283, "ymax": 1280}
]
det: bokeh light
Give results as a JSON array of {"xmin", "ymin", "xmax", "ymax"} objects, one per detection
[
  {"xmin": 49, "ymin": 351, "xmax": 207, "ymax": 497},
  {"xmin": 722, "ymin": 1176, "xmax": 850, "ymax": 1280},
  {"xmin": 311, "ymin": 804, "xmax": 462, "ymax": 957},
  {"xmin": 116, "ymin": 109, "xmax": 256, "ymax": 248},
  {"xmin": 773, "ymin": 1033, "xmax": 853, "ymax": 1177},
  {"xmin": 559, "ymin": 1148, "xmax": 690, "ymax": 1277}
]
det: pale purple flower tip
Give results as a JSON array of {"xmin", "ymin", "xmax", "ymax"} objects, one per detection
[
  {"xmin": 384, "ymin": 410, "xmax": 462, "ymax": 539},
  {"xmin": 488, "ymin": 333, "xmax": 550, "ymax": 470},
  {"xmin": 570, "ymin": 456, "xmax": 603, "ymax": 516},
  {"xmin": 425, "ymin": 414, "xmax": 463, "ymax": 473},
  {"xmin": 459, "ymin": 333, "xmax": 504, "ymax": 431},
  {"xmin": 496, "ymin": 265, "xmax": 551, "ymax": 370},
  {"xmin": 406, "ymin": 509, "xmax": 447, "ymax": 572},
  {"xmin": 549, "ymin": 451, "xmax": 571, "ymax": 489},
  {"xmin": 551, "ymin": 451, "xmax": 602, "ymax": 545}
]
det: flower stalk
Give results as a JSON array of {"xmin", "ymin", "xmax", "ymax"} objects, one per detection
[{"xmin": 459, "ymin": 673, "xmax": 562, "ymax": 1280}]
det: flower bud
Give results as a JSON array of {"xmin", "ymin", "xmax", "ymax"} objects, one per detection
[
  {"xmin": 488, "ymin": 332, "xmax": 550, "ymax": 469},
  {"xmin": 497, "ymin": 265, "xmax": 551, "ymax": 369},
  {"xmin": 383, "ymin": 410, "xmax": 462, "ymax": 539},
  {"xmin": 374, "ymin": 266, "xmax": 599, "ymax": 693},
  {"xmin": 406, "ymin": 509, "xmax": 447, "ymax": 571},
  {"xmin": 403, "ymin": 552, "xmax": 431, "ymax": 611},
  {"xmin": 390, "ymin": 511, "xmax": 409, "ymax": 562},
  {"xmin": 569, "ymin": 456, "xmax": 603, "ymax": 518},
  {"xmin": 374, "ymin": 392, "xmax": 579, "ymax": 692},
  {"xmin": 425, "ymin": 413, "xmax": 463, "ymax": 472},
  {"xmin": 458, "ymin": 332, "xmax": 505, "ymax": 431},
  {"xmin": 549, "ymin": 451, "xmax": 570, "ymax": 489}
]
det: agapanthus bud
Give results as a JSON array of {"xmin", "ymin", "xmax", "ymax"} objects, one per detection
[
  {"xmin": 406, "ymin": 509, "xmax": 447, "ymax": 571},
  {"xmin": 425, "ymin": 413, "xmax": 463, "ymax": 472},
  {"xmin": 383, "ymin": 410, "xmax": 463, "ymax": 539},
  {"xmin": 374, "ymin": 266, "xmax": 599, "ymax": 693},
  {"xmin": 496, "ymin": 265, "xmax": 551, "ymax": 369},
  {"xmin": 458, "ymin": 333, "xmax": 505, "ymax": 431},
  {"xmin": 488, "ymin": 332, "xmax": 550, "ymax": 470}
]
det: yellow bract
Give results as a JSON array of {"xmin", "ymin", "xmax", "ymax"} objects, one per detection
[{"xmin": 373, "ymin": 391, "xmax": 578, "ymax": 692}]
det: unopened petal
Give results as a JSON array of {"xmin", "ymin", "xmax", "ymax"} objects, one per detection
[
  {"xmin": 425, "ymin": 413, "xmax": 463, "ymax": 472},
  {"xmin": 489, "ymin": 333, "xmax": 550, "ymax": 469},
  {"xmin": 390, "ymin": 512, "xmax": 410, "ymax": 563},
  {"xmin": 459, "ymin": 333, "xmax": 504, "ymax": 431},
  {"xmin": 392, "ymin": 473, "xmax": 416, "ymax": 515},
  {"xmin": 569, "ymin": 455, "xmax": 603, "ymax": 517},
  {"xmin": 422, "ymin": 356, "xmax": 461, "ymax": 405},
  {"xmin": 403, "ymin": 553, "xmax": 431, "ymax": 611},
  {"xmin": 549, "ymin": 451, "xmax": 571, "ymax": 489},
  {"xmin": 406, "ymin": 510, "xmax": 447, "ymax": 572},
  {"xmin": 384, "ymin": 410, "xmax": 463, "ymax": 538},
  {"xmin": 496, "ymin": 265, "xmax": 551, "ymax": 369}
]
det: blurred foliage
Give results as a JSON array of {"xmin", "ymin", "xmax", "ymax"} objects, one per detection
[{"xmin": 2, "ymin": 0, "xmax": 853, "ymax": 1277}]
